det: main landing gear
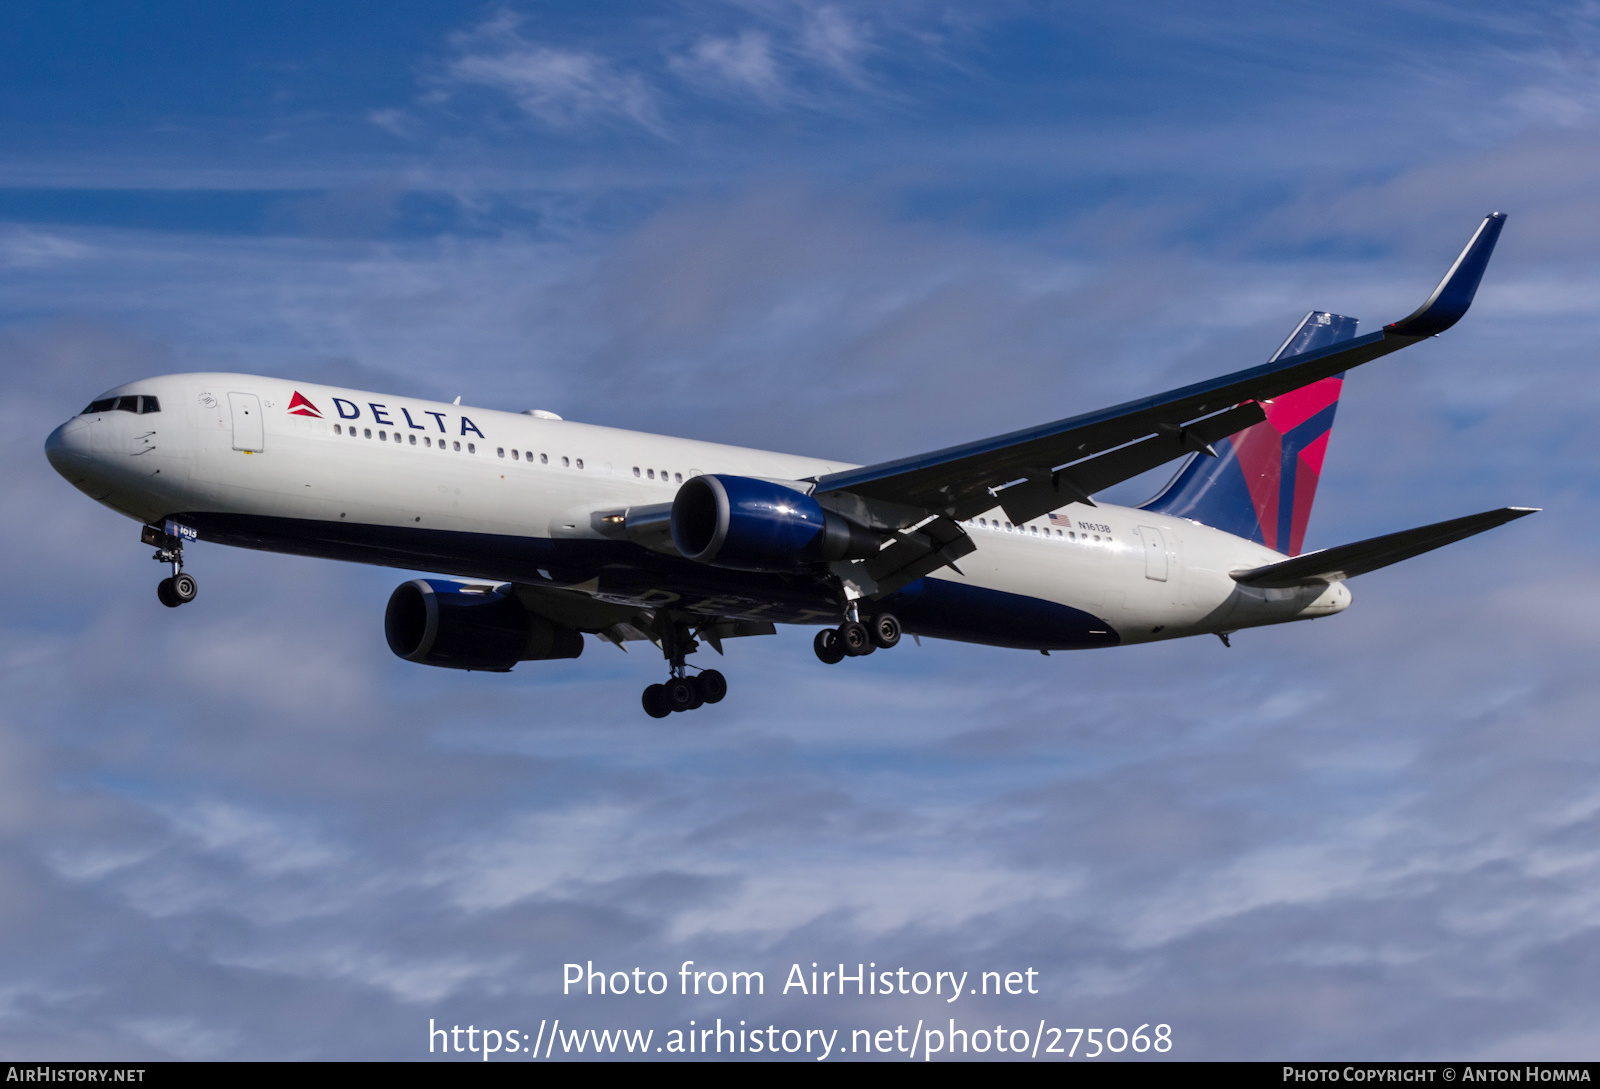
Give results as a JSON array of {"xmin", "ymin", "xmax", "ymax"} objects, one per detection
[
  {"xmin": 641, "ymin": 618, "xmax": 728, "ymax": 719},
  {"xmin": 142, "ymin": 524, "xmax": 198, "ymax": 608},
  {"xmin": 813, "ymin": 612, "xmax": 901, "ymax": 665}
]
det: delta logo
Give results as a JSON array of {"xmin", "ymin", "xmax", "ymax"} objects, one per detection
[{"xmin": 287, "ymin": 391, "xmax": 323, "ymax": 418}]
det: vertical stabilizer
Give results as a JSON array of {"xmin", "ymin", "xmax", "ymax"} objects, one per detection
[{"xmin": 1141, "ymin": 311, "xmax": 1357, "ymax": 556}]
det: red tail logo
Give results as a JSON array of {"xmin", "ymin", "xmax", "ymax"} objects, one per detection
[{"xmin": 287, "ymin": 391, "xmax": 322, "ymax": 418}]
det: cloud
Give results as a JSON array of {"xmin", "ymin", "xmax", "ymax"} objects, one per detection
[
  {"xmin": 441, "ymin": 10, "xmax": 665, "ymax": 134},
  {"xmin": 0, "ymin": 229, "xmax": 91, "ymax": 269},
  {"xmin": 669, "ymin": 30, "xmax": 786, "ymax": 102},
  {"xmin": 795, "ymin": 4, "xmax": 874, "ymax": 85},
  {"xmin": 365, "ymin": 108, "xmax": 419, "ymax": 140},
  {"xmin": 426, "ymin": 3, "xmax": 979, "ymax": 135}
]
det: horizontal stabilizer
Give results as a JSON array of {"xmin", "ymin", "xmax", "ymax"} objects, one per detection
[{"xmin": 1231, "ymin": 506, "xmax": 1537, "ymax": 588}]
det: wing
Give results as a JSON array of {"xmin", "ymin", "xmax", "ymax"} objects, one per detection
[
  {"xmin": 508, "ymin": 581, "xmax": 775, "ymax": 652},
  {"xmin": 813, "ymin": 214, "xmax": 1507, "ymax": 537},
  {"xmin": 1230, "ymin": 507, "xmax": 1538, "ymax": 587}
]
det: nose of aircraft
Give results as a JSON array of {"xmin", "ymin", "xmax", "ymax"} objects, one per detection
[{"xmin": 44, "ymin": 417, "xmax": 92, "ymax": 479}]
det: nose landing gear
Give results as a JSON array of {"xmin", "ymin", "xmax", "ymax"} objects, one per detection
[
  {"xmin": 157, "ymin": 571, "xmax": 198, "ymax": 608},
  {"xmin": 813, "ymin": 612, "xmax": 903, "ymax": 664},
  {"xmin": 143, "ymin": 523, "xmax": 198, "ymax": 608}
]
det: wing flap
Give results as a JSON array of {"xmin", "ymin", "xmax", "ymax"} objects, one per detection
[
  {"xmin": 995, "ymin": 401, "xmax": 1268, "ymax": 525},
  {"xmin": 861, "ymin": 515, "xmax": 977, "ymax": 596},
  {"xmin": 698, "ymin": 618, "xmax": 778, "ymax": 654},
  {"xmin": 1231, "ymin": 506, "xmax": 1537, "ymax": 588}
]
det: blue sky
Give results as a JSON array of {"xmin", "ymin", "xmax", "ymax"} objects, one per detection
[{"xmin": 4, "ymin": 0, "xmax": 1600, "ymax": 1061}]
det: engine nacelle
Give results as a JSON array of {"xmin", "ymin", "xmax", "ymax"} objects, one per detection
[
  {"xmin": 384, "ymin": 579, "xmax": 584, "ymax": 671},
  {"xmin": 670, "ymin": 474, "xmax": 881, "ymax": 571}
]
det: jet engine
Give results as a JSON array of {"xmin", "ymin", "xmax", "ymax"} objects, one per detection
[
  {"xmin": 670, "ymin": 474, "xmax": 881, "ymax": 571},
  {"xmin": 384, "ymin": 579, "xmax": 583, "ymax": 671}
]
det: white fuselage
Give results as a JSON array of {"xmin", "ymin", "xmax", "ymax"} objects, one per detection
[{"xmin": 45, "ymin": 373, "xmax": 1349, "ymax": 649}]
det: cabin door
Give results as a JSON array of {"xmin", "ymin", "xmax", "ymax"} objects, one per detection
[
  {"xmin": 1138, "ymin": 525, "xmax": 1169, "ymax": 582},
  {"xmin": 228, "ymin": 392, "xmax": 264, "ymax": 452}
]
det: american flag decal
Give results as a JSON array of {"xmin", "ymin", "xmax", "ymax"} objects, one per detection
[{"xmin": 1048, "ymin": 513, "xmax": 1073, "ymax": 527}]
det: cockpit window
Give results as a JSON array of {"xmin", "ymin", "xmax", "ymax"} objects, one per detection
[{"xmin": 81, "ymin": 395, "xmax": 160, "ymax": 415}]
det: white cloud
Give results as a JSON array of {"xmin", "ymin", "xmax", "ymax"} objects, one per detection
[
  {"xmin": 670, "ymin": 30, "xmax": 785, "ymax": 101},
  {"xmin": 365, "ymin": 108, "xmax": 418, "ymax": 139},
  {"xmin": 796, "ymin": 4, "xmax": 874, "ymax": 85},
  {"xmin": 443, "ymin": 10, "xmax": 664, "ymax": 133},
  {"xmin": 0, "ymin": 229, "xmax": 91, "ymax": 269}
]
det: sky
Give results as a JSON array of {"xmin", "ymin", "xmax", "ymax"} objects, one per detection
[{"xmin": 2, "ymin": 0, "xmax": 1599, "ymax": 1062}]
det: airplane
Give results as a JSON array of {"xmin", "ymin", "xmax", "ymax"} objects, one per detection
[{"xmin": 44, "ymin": 212, "xmax": 1535, "ymax": 718}]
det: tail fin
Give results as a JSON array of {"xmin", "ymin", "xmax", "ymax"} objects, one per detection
[{"xmin": 1141, "ymin": 311, "xmax": 1358, "ymax": 556}]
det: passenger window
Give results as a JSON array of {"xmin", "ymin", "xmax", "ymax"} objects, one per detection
[
  {"xmin": 334, "ymin": 424, "xmax": 342, "ymax": 435},
  {"xmin": 497, "ymin": 447, "xmax": 505, "ymax": 458},
  {"xmin": 453, "ymin": 441, "xmax": 460, "ymax": 451},
  {"xmin": 424, "ymin": 437, "xmax": 431, "ymax": 447},
  {"xmin": 634, "ymin": 467, "xmax": 641, "ymax": 477},
  {"xmin": 575, "ymin": 458, "xmax": 583, "ymax": 469},
  {"xmin": 647, "ymin": 469, "xmax": 655, "ymax": 479},
  {"xmin": 379, "ymin": 431, "xmax": 387, "ymax": 441},
  {"xmin": 467, "ymin": 443, "xmax": 475, "ymax": 453},
  {"xmin": 674, "ymin": 472, "xmax": 682, "ymax": 483},
  {"xmin": 512, "ymin": 449, "xmax": 520, "ymax": 460},
  {"xmin": 409, "ymin": 434, "xmax": 417, "ymax": 445},
  {"xmin": 561, "ymin": 456, "xmax": 569, "ymax": 467},
  {"xmin": 540, "ymin": 453, "xmax": 548, "ymax": 464},
  {"xmin": 364, "ymin": 428, "xmax": 372, "ymax": 439}
]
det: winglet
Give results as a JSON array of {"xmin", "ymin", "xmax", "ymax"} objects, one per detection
[{"xmin": 1384, "ymin": 212, "xmax": 1507, "ymax": 338}]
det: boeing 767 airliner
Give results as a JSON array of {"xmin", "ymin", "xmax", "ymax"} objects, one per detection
[{"xmin": 45, "ymin": 213, "xmax": 1534, "ymax": 717}]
